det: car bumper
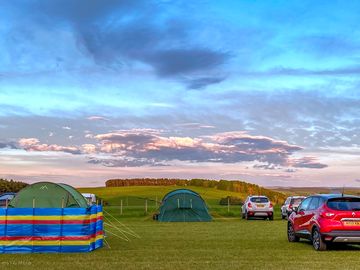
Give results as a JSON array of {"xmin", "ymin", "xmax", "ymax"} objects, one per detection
[
  {"xmin": 248, "ymin": 211, "xmax": 273, "ymax": 217},
  {"xmin": 323, "ymin": 231, "xmax": 360, "ymax": 243}
]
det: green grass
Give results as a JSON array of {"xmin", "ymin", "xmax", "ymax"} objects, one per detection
[
  {"xmin": 78, "ymin": 186, "xmax": 263, "ymax": 218},
  {"xmin": 2, "ymin": 186, "xmax": 360, "ymax": 270}
]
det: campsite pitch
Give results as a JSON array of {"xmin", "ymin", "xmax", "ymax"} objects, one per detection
[
  {"xmin": 2, "ymin": 219, "xmax": 360, "ymax": 270},
  {"xmin": 2, "ymin": 186, "xmax": 360, "ymax": 269}
]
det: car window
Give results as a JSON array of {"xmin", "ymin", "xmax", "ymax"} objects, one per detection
[
  {"xmin": 308, "ymin": 197, "xmax": 320, "ymax": 210},
  {"xmin": 285, "ymin": 198, "xmax": 290, "ymax": 204},
  {"xmin": 250, "ymin": 197, "xmax": 269, "ymax": 203},
  {"xmin": 290, "ymin": 198, "xmax": 304, "ymax": 205},
  {"xmin": 298, "ymin": 197, "xmax": 312, "ymax": 211},
  {"xmin": 327, "ymin": 197, "xmax": 360, "ymax": 211}
]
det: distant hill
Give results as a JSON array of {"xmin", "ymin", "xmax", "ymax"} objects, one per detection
[
  {"xmin": 105, "ymin": 178, "xmax": 286, "ymax": 204},
  {"xmin": 272, "ymin": 186, "xmax": 360, "ymax": 196},
  {"xmin": 0, "ymin": 178, "xmax": 28, "ymax": 193}
]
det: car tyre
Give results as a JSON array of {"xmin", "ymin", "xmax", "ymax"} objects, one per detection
[
  {"xmin": 312, "ymin": 227, "xmax": 327, "ymax": 251},
  {"xmin": 287, "ymin": 222, "xmax": 300, "ymax": 242},
  {"xmin": 281, "ymin": 214, "xmax": 285, "ymax": 220},
  {"xmin": 269, "ymin": 215, "xmax": 274, "ymax": 221},
  {"xmin": 245, "ymin": 211, "xmax": 250, "ymax": 220}
]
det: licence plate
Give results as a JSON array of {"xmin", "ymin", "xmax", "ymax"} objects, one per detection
[
  {"xmin": 256, "ymin": 204, "xmax": 265, "ymax": 208},
  {"xmin": 344, "ymin": 221, "xmax": 360, "ymax": 226}
]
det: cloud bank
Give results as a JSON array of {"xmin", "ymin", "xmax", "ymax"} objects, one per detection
[{"xmin": 17, "ymin": 130, "xmax": 327, "ymax": 169}]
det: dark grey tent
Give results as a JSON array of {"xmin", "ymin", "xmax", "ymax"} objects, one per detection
[{"xmin": 158, "ymin": 189, "xmax": 212, "ymax": 222}]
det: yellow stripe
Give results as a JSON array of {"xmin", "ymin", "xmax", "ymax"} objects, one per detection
[
  {"xmin": 0, "ymin": 213, "xmax": 103, "ymax": 221},
  {"xmin": 0, "ymin": 235, "xmax": 104, "ymax": 246}
]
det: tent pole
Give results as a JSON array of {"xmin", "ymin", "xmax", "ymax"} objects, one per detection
[
  {"xmin": 32, "ymin": 198, "xmax": 35, "ymax": 253},
  {"xmin": 60, "ymin": 197, "xmax": 64, "ymax": 253}
]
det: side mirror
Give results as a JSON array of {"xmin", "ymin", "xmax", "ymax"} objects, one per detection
[{"xmin": 292, "ymin": 206, "xmax": 298, "ymax": 213}]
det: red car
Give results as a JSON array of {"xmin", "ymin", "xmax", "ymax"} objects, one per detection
[{"xmin": 288, "ymin": 194, "xmax": 360, "ymax": 251}]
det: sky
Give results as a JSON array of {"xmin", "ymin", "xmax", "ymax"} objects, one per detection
[{"xmin": 0, "ymin": 0, "xmax": 359, "ymax": 187}]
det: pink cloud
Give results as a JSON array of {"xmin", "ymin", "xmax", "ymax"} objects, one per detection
[
  {"xmin": 19, "ymin": 138, "xmax": 81, "ymax": 155},
  {"xmin": 17, "ymin": 130, "xmax": 327, "ymax": 169},
  {"xmin": 87, "ymin": 116, "xmax": 109, "ymax": 121}
]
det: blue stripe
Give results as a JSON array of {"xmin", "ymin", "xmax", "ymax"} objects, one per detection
[
  {"xmin": 0, "ymin": 205, "xmax": 103, "ymax": 216},
  {"xmin": 0, "ymin": 205, "xmax": 103, "ymax": 253}
]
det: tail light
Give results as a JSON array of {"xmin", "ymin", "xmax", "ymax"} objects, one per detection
[
  {"xmin": 270, "ymin": 203, "xmax": 273, "ymax": 208},
  {"xmin": 247, "ymin": 202, "xmax": 252, "ymax": 208},
  {"xmin": 289, "ymin": 204, "xmax": 293, "ymax": 209},
  {"xmin": 320, "ymin": 212, "xmax": 335, "ymax": 218}
]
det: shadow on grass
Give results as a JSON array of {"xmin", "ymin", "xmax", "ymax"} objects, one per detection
[{"xmin": 296, "ymin": 239, "xmax": 360, "ymax": 251}]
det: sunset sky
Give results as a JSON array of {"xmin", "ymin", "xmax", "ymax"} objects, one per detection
[{"xmin": 0, "ymin": 0, "xmax": 359, "ymax": 187}]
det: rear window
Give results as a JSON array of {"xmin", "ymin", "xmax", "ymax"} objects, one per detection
[
  {"xmin": 250, "ymin": 197, "xmax": 269, "ymax": 203},
  {"xmin": 327, "ymin": 198, "xmax": 360, "ymax": 211},
  {"xmin": 290, "ymin": 198, "xmax": 304, "ymax": 205}
]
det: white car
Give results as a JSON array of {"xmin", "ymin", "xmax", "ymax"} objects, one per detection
[
  {"xmin": 82, "ymin": 193, "xmax": 97, "ymax": 205},
  {"xmin": 242, "ymin": 196, "xmax": 274, "ymax": 220},
  {"xmin": 280, "ymin": 196, "xmax": 305, "ymax": 219}
]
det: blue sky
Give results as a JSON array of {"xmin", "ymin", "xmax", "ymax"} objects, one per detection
[{"xmin": 0, "ymin": 0, "xmax": 359, "ymax": 187}]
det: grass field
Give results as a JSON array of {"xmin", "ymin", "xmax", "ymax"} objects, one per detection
[{"xmin": 2, "ymin": 186, "xmax": 360, "ymax": 270}]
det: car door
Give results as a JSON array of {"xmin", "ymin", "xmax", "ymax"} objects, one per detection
[
  {"xmin": 293, "ymin": 197, "xmax": 312, "ymax": 234},
  {"xmin": 304, "ymin": 196, "xmax": 321, "ymax": 232},
  {"xmin": 242, "ymin": 197, "xmax": 248, "ymax": 213},
  {"xmin": 282, "ymin": 198, "xmax": 290, "ymax": 215}
]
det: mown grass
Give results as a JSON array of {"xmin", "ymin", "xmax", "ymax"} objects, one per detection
[
  {"xmin": 2, "ymin": 186, "xmax": 360, "ymax": 270},
  {"xmin": 78, "ymin": 186, "xmax": 258, "ymax": 218}
]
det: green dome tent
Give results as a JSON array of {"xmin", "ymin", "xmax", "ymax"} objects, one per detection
[
  {"xmin": 158, "ymin": 189, "xmax": 212, "ymax": 222},
  {"xmin": 9, "ymin": 182, "xmax": 88, "ymax": 208}
]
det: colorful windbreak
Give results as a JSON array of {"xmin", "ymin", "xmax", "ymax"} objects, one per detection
[{"xmin": 0, "ymin": 205, "xmax": 103, "ymax": 253}]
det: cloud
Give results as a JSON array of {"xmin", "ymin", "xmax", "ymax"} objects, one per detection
[
  {"xmin": 253, "ymin": 164, "xmax": 280, "ymax": 170},
  {"xmin": 236, "ymin": 66, "xmax": 360, "ymax": 77},
  {"xmin": 296, "ymin": 35, "xmax": 360, "ymax": 58},
  {"xmin": 0, "ymin": 141, "xmax": 18, "ymax": 149},
  {"xmin": 87, "ymin": 157, "xmax": 167, "ymax": 167},
  {"xmin": 175, "ymin": 123, "xmax": 216, "ymax": 129},
  {"xmin": 141, "ymin": 49, "xmax": 229, "ymax": 77},
  {"xmin": 81, "ymin": 144, "xmax": 97, "ymax": 154},
  {"xmin": 19, "ymin": 137, "xmax": 81, "ymax": 155},
  {"xmin": 289, "ymin": 156, "xmax": 328, "ymax": 169},
  {"xmin": 87, "ymin": 116, "xmax": 109, "ymax": 121},
  {"xmin": 6, "ymin": 0, "xmax": 230, "ymax": 89},
  {"xmin": 185, "ymin": 76, "xmax": 227, "ymax": 90},
  {"xmin": 88, "ymin": 129, "xmax": 324, "ymax": 168}
]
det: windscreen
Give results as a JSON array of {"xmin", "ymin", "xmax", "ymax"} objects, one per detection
[
  {"xmin": 250, "ymin": 197, "xmax": 269, "ymax": 203},
  {"xmin": 327, "ymin": 197, "xmax": 360, "ymax": 211},
  {"xmin": 290, "ymin": 198, "xmax": 304, "ymax": 205}
]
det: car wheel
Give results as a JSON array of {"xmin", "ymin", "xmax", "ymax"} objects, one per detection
[
  {"xmin": 287, "ymin": 222, "xmax": 300, "ymax": 242},
  {"xmin": 241, "ymin": 212, "xmax": 245, "ymax": 219},
  {"xmin": 269, "ymin": 215, "xmax": 274, "ymax": 221},
  {"xmin": 312, "ymin": 228, "xmax": 327, "ymax": 251},
  {"xmin": 245, "ymin": 211, "xmax": 250, "ymax": 220},
  {"xmin": 281, "ymin": 214, "xmax": 285, "ymax": 220}
]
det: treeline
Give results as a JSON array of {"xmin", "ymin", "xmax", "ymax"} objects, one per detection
[
  {"xmin": 106, "ymin": 178, "xmax": 286, "ymax": 204},
  {"xmin": 0, "ymin": 179, "xmax": 28, "ymax": 193}
]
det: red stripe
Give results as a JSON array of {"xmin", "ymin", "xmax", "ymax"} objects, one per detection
[
  {"xmin": 0, "ymin": 217, "xmax": 103, "ymax": 225},
  {"xmin": 0, "ymin": 231, "xmax": 103, "ymax": 241}
]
